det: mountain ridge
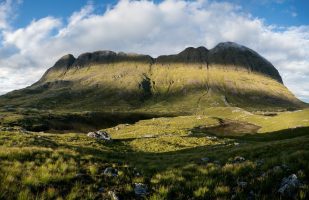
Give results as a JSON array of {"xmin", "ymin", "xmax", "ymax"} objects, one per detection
[
  {"xmin": 0, "ymin": 42, "xmax": 305, "ymax": 112},
  {"xmin": 43, "ymin": 42, "xmax": 282, "ymax": 83}
]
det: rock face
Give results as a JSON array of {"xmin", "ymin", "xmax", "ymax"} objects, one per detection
[
  {"xmin": 51, "ymin": 51, "xmax": 153, "ymax": 69},
  {"xmin": 87, "ymin": 131, "xmax": 111, "ymax": 141},
  {"xmin": 156, "ymin": 42, "xmax": 282, "ymax": 83},
  {"xmin": 156, "ymin": 46, "xmax": 208, "ymax": 63},
  {"xmin": 52, "ymin": 54, "xmax": 76, "ymax": 70}
]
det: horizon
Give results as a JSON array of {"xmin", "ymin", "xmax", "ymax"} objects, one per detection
[{"xmin": 0, "ymin": 0, "xmax": 308, "ymax": 102}]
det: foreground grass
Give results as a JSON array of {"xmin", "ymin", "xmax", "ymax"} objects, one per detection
[{"xmin": 0, "ymin": 108, "xmax": 308, "ymax": 199}]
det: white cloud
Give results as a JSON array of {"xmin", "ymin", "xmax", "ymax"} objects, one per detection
[
  {"xmin": 0, "ymin": 0, "xmax": 308, "ymax": 102},
  {"xmin": 0, "ymin": 0, "xmax": 12, "ymax": 29}
]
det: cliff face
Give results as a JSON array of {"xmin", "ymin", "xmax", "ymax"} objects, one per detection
[{"xmin": 0, "ymin": 42, "xmax": 305, "ymax": 112}]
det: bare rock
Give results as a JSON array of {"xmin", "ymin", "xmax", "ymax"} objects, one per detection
[
  {"xmin": 103, "ymin": 167, "xmax": 118, "ymax": 177},
  {"xmin": 278, "ymin": 174, "xmax": 301, "ymax": 198},
  {"xmin": 87, "ymin": 130, "xmax": 111, "ymax": 141},
  {"xmin": 237, "ymin": 181, "xmax": 248, "ymax": 188},
  {"xmin": 233, "ymin": 156, "xmax": 246, "ymax": 163},
  {"xmin": 108, "ymin": 191, "xmax": 119, "ymax": 200},
  {"xmin": 134, "ymin": 183, "xmax": 148, "ymax": 196},
  {"xmin": 201, "ymin": 157, "xmax": 210, "ymax": 162}
]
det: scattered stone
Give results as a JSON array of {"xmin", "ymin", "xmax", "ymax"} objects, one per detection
[
  {"xmin": 0, "ymin": 127, "xmax": 14, "ymax": 131},
  {"xmin": 260, "ymin": 172, "xmax": 267, "ymax": 178},
  {"xmin": 233, "ymin": 156, "xmax": 245, "ymax": 163},
  {"xmin": 108, "ymin": 191, "xmax": 119, "ymax": 200},
  {"xmin": 256, "ymin": 159, "xmax": 264, "ymax": 167},
  {"xmin": 75, "ymin": 173, "xmax": 86, "ymax": 178},
  {"xmin": 206, "ymin": 136, "xmax": 217, "ymax": 140},
  {"xmin": 133, "ymin": 168, "xmax": 142, "ymax": 176},
  {"xmin": 278, "ymin": 174, "xmax": 301, "ymax": 198},
  {"xmin": 237, "ymin": 181, "xmax": 248, "ymax": 188},
  {"xmin": 201, "ymin": 157, "xmax": 210, "ymax": 162},
  {"xmin": 103, "ymin": 167, "xmax": 118, "ymax": 177},
  {"xmin": 213, "ymin": 160, "xmax": 221, "ymax": 165},
  {"xmin": 281, "ymin": 164, "xmax": 290, "ymax": 171},
  {"xmin": 98, "ymin": 187, "xmax": 104, "ymax": 193},
  {"xmin": 144, "ymin": 134, "xmax": 154, "ymax": 138},
  {"xmin": 234, "ymin": 142, "xmax": 240, "ymax": 146},
  {"xmin": 297, "ymin": 170, "xmax": 305, "ymax": 177},
  {"xmin": 87, "ymin": 130, "xmax": 111, "ymax": 141},
  {"xmin": 273, "ymin": 166, "xmax": 282, "ymax": 173},
  {"xmin": 134, "ymin": 183, "xmax": 148, "ymax": 196},
  {"xmin": 248, "ymin": 190, "xmax": 255, "ymax": 200},
  {"xmin": 19, "ymin": 128, "xmax": 30, "ymax": 134}
]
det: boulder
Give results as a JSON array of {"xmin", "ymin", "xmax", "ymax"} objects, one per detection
[
  {"xmin": 213, "ymin": 160, "xmax": 221, "ymax": 165},
  {"xmin": 256, "ymin": 159, "xmax": 264, "ymax": 167},
  {"xmin": 201, "ymin": 157, "xmax": 210, "ymax": 162},
  {"xmin": 278, "ymin": 174, "xmax": 301, "ymax": 198},
  {"xmin": 248, "ymin": 190, "xmax": 255, "ymax": 200},
  {"xmin": 273, "ymin": 166, "xmax": 282, "ymax": 173},
  {"xmin": 237, "ymin": 181, "xmax": 248, "ymax": 188},
  {"xmin": 233, "ymin": 156, "xmax": 245, "ymax": 163},
  {"xmin": 87, "ymin": 130, "xmax": 111, "ymax": 141},
  {"xmin": 108, "ymin": 191, "xmax": 119, "ymax": 200},
  {"xmin": 103, "ymin": 167, "xmax": 118, "ymax": 177},
  {"xmin": 134, "ymin": 183, "xmax": 148, "ymax": 196}
]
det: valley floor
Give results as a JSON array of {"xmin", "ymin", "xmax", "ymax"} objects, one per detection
[{"xmin": 0, "ymin": 107, "xmax": 308, "ymax": 199}]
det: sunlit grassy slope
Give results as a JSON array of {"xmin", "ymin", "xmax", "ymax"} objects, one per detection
[
  {"xmin": 0, "ymin": 107, "xmax": 308, "ymax": 199},
  {"xmin": 0, "ymin": 62, "xmax": 305, "ymax": 112}
]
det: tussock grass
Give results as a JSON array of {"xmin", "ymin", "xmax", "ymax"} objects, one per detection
[{"xmin": 0, "ymin": 107, "xmax": 308, "ymax": 199}]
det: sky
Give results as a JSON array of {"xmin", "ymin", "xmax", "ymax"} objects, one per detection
[{"xmin": 0, "ymin": 0, "xmax": 308, "ymax": 102}]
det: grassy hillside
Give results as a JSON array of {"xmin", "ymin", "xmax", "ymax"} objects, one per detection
[
  {"xmin": 0, "ymin": 62, "xmax": 304, "ymax": 113},
  {"xmin": 0, "ymin": 44, "xmax": 307, "ymax": 199},
  {"xmin": 0, "ymin": 107, "xmax": 308, "ymax": 199}
]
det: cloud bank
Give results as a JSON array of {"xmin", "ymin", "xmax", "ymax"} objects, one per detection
[{"xmin": 0, "ymin": 0, "xmax": 308, "ymax": 102}]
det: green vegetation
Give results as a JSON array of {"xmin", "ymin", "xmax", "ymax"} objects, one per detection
[
  {"xmin": 0, "ymin": 63, "xmax": 305, "ymax": 112},
  {"xmin": 0, "ymin": 47, "xmax": 308, "ymax": 199},
  {"xmin": 0, "ymin": 107, "xmax": 308, "ymax": 199}
]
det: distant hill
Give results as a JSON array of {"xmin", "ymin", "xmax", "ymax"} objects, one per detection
[{"xmin": 0, "ymin": 42, "xmax": 305, "ymax": 112}]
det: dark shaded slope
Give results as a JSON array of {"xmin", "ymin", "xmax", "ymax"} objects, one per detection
[
  {"xmin": 208, "ymin": 42, "xmax": 283, "ymax": 83},
  {"xmin": 156, "ymin": 46, "xmax": 208, "ymax": 63}
]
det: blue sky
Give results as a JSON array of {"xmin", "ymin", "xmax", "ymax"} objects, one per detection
[
  {"xmin": 12, "ymin": 0, "xmax": 309, "ymax": 28},
  {"xmin": 0, "ymin": 0, "xmax": 308, "ymax": 102}
]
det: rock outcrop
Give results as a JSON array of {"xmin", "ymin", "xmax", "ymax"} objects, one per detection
[
  {"xmin": 87, "ymin": 130, "xmax": 111, "ymax": 141},
  {"xmin": 207, "ymin": 42, "xmax": 282, "ymax": 83},
  {"xmin": 45, "ymin": 42, "xmax": 282, "ymax": 83}
]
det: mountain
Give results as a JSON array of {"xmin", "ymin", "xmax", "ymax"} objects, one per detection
[{"xmin": 0, "ymin": 42, "xmax": 305, "ymax": 113}]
